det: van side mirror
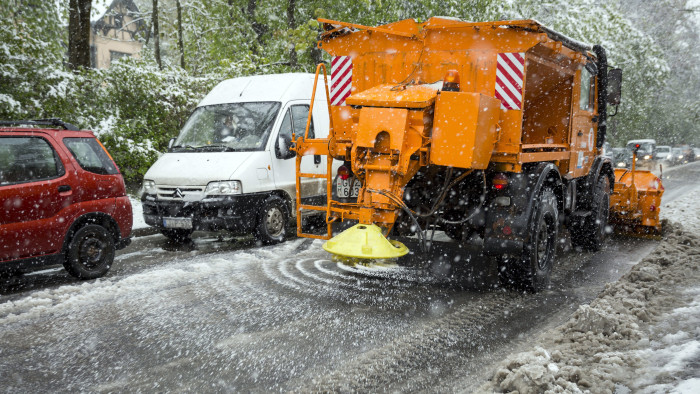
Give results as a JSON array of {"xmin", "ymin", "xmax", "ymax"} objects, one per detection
[
  {"xmin": 276, "ymin": 134, "xmax": 296, "ymax": 160},
  {"xmin": 607, "ymin": 68, "xmax": 622, "ymax": 106}
]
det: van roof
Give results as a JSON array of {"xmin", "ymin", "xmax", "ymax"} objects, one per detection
[{"xmin": 198, "ymin": 73, "xmax": 326, "ymax": 107}]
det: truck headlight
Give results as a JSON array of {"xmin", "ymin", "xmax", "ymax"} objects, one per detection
[
  {"xmin": 142, "ymin": 179, "xmax": 156, "ymax": 194},
  {"xmin": 205, "ymin": 180, "xmax": 242, "ymax": 195},
  {"xmin": 643, "ymin": 155, "xmax": 651, "ymax": 160}
]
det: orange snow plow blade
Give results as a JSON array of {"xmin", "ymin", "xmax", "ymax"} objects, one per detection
[{"xmin": 609, "ymin": 168, "xmax": 664, "ymax": 238}]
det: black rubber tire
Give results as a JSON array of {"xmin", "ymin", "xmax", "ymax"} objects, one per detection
[
  {"xmin": 64, "ymin": 224, "xmax": 115, "ymax": 279},
  {"xmin": 571, "ymin": 176, "xmax": 610, "ymax": 251},
  {"xmin": 255, "ymin": 195, "xmax": 289, "ymax": 245},
  {"xmin": 442, "ymin": 224, "xmax": 464, "ymax": 241},
  {"xmin": 498, "ymin": 188, "xmax": 558, "ymax": 292},
  {"xmin": 161, "ymin": 228, "xmax": 193, "ymax": 243}
]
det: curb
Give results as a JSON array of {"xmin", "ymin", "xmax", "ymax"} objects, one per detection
[{"xmin": 131, "ymin": 227, "xmax": 160, "ymax": 238}]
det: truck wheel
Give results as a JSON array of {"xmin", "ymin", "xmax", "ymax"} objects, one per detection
[
  {"xmin": 498, "ymin": 188, "xmax": 558, "ymax": 292},
  {"xmin": 161, "ymin": 229, "xmax": 193, "ymax": 243},
  {"xmin": 442, "ymin": 224, "xmax": 464, "ymax": 241},
  {"xmin": 64, "ymin": 224, "xmax": 115, "ymax": 279},
  {"xmin": 570, "ymin": 176, "xmax": 610, "ymax": 251},
  {"xmin": 255, "ymin": 195, "xmax": 289, "ymax": 245}
]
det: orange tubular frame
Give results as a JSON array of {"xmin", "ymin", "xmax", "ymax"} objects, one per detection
[{"xmin": 294, "ymin": 63, "xmax": 335, "ymax": 240}]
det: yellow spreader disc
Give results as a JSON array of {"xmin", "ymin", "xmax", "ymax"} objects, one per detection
[{"xmin": 322, "ymin": 223, "xmax": 409, "ymax": 259}]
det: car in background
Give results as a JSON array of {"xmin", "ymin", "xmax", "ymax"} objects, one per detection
[
  {"xmin": 655, "ymin": 145, "xmax": 672, "ymax": 162},
  {"xmin": 0, "ymin": 119, "xmax": 132, "ymax": 279},
  {"xmin": 669, "ymin": 147, "xmax": 684, "ymax": 166},
  {"xmin": 625, "ymin": 139, "xmax": 656, "ymax": 169},
  {"xmin": 678, "ymin": 145, "xmax": 695, "ymax": 163},
  {"xmin": 612, "ymin": 147, "xmax": 630, "ymax": 168}
]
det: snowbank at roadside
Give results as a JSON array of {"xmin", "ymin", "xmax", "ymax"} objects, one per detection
[
  {"xmin": 129, "ymin": 196, "xmax": 147, "ymax": 230},
  {"xmin": 477, "ymin": 185, "xmax": 700, "ymax": 393}
]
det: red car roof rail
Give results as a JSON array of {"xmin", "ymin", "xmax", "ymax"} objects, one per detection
[{"xmin": 0, "ymin": 118, "xmax": 79, "ymax": 131}]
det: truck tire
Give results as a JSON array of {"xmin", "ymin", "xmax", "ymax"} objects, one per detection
[
  {"xmin": 255, "ymin": 195, "xmax": 289, "ymax": 245},
  {"xmin": 570, "ymin": 176, "xmax": 610, "ymax": 251},
  {"xmin": 64, "ymin": 224, "xmax": 115, "ymax": 279},
  {"xmin": 498, "ymin": 188, "xmax": 558, "ymax": 292},
  {"xmin": 161, "ymin": 229, "xmax": 193, "ymax": 243}
]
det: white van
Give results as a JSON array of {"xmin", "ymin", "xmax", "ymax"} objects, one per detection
[{"xmin": 140, "ymin": 73, "xmax": 333, "ymax": 244}]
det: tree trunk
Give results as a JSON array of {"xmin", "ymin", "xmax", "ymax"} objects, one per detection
[
  {"xmin": 152, "ymin": 0, "xmax": 162, "ymax": 69},
  {"xmin": 67, "ymin": 0, "xmax": 92, "ymax": 70},
  {"xmin": 176, "ymin": 0, "xmax": 185, "ymax": 69},
  {"xmin": 287, "ymin": 0, "xmax": 297, "ymax": 68}
]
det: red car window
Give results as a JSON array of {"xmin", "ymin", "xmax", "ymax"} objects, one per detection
[
  {"xmin": 0, "ymin": 136, "xmax": 65, "ymax": 185},
  {"xmin": 63, "ymin": 137, "xmax": 118, "ymax": 175}
]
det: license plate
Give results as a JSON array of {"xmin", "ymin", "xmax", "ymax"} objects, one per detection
[
  {"xmin": 336, "ymin": 177, "xmax": 361, "ymax": 198},
  {"xmin": 163, "ymin": 217, "xmax": 193, "ymax": 229}
]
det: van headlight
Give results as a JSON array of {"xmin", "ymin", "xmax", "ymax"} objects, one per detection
[
  {"xmin": 141, "ymin": 179, "xmax": 156, "ymax": 195},
  {"xmin": 206, "ymin": 181, "xmax": 242, "ymax": 195}
]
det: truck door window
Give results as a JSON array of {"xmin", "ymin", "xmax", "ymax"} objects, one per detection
[
  {"xmin": 291, "ymin": 105, "xmax": 314, "ymax": 139},
  {"xmin": 579, "ymin": 68, "xmax": 595, "ymax": 111},
  {"xmin": 276, "ymin": 105, "xmax": 315, "ymax": 158},
  {"xmin": 0, "ymin": 137, "xmax": 64, "ymax": 185}
]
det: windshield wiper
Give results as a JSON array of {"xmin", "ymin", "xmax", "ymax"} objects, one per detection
[
  {"xmin": 170, "ymin": 144, "xmax": 200, "ymax": 152},
  {"xmin": 197, "ymin": 144, "xmax": 236, "ymax": 152}
]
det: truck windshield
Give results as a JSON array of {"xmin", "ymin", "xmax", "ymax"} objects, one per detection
[{"xmin": 172, "ymin": 102, "xmax": 281, "ymax": 152}]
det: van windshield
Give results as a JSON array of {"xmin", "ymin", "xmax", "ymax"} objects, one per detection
[{"xmin": 172, "ymin": 102, "xmax": 281, "ymax": 152}]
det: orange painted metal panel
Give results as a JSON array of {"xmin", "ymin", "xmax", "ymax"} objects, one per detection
[
  {"xmin": 430, "ymin": 92, "xmax": 500, "ymax": 169},
  {"xmin": 355, "ymin": 107, "xmax": 409, "ymax": 151}
]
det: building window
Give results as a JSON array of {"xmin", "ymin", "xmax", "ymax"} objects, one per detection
[{"xmin": 110, "ymin": 51, "xmax": 131, "ymax": 64}]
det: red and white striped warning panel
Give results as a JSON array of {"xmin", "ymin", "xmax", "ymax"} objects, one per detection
[
  {"xmin": 331, "ymin": 56, "xmax": 353, "ymax": 106},
  {"xmin": 494, "ymin": 52, "xmax": 525, "ymax": 110}
]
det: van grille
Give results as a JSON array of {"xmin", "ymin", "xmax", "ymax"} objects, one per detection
[{"xmin": 156, "ymin": 185, "xmax": 205, "ymax": 201}]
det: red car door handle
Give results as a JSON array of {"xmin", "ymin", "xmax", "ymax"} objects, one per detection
[{"xmin": 58, "ymin": 185, "xmax": 71, "ymax": 192}]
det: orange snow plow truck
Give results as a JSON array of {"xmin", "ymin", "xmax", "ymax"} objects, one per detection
[{"xmin": 292, "ymin": 18, "xmax": 663, "ymax": 291}]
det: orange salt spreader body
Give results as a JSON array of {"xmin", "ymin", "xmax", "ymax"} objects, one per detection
[
  {"xmin": 290, "ymin": 17, "xmax": 661, "ymax": 288},
  {"xmin": 610, "ymin": 146, "xmax": 664, "ymax": 237}
]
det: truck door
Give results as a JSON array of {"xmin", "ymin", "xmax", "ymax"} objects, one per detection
[
  {"xmin": 570, "ymin": 67, "xmax": 597, "ymax": 178},
  {"xmin": 270, "ymin": 103, "xmax": 324, "ymax": 203}
]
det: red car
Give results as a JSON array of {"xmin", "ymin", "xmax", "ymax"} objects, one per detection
[{"xmin": 0, "ymin": 119, "xmax": 132, "ymax": 279}]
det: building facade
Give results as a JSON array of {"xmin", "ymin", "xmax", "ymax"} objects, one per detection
[{"xmin": 90, "ymin": 0, "xmax": 146, "ymax": 69}]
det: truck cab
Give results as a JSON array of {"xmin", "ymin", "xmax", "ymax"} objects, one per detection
[{"xmin": 141, "ymin": 73, "xmax": 335, "ymax": 244}]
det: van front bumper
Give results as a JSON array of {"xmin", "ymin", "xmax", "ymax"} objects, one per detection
[{"xmin": 141, "ymin": 193, "xmax": 269, "ymax": 233}]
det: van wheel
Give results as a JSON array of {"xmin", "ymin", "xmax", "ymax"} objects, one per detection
[
  {"xmin": 161, "ymin": 229, "xmax": 193, "ymax": 243},
  {"xmin": 256, "ymin": 195, "xmax": 289, "ymax": 245},
  {"xmin": 64, "ymin": 224, "xmax": 115, "ymax": 279},
  {"xmin": 498, "ymin": 188, "xmax": 558, "ymax": 292},
  {"xmin": 571, "ymin": 176, "xmax": 610, "ymax": 251}
]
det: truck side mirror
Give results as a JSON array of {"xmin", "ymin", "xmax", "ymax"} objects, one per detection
[
  {"xmin": 607, "ymin": 68, "xmax": 622, "ymax": 106},
  {"xmin": 276, "ymin": 134, "xmax": 296, "ymax": 160}
]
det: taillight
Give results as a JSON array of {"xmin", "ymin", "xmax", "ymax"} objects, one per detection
[
  {"xmin": 492, "ymin": 173, "xmax": 508, "ymax": 190},
  {"xmin": 338, "ymin": 165, "xmax": 350, "ymax": 180},
  {"xmin": 443, "ymin": 70, "xmax": 460, "ymax": 92}
]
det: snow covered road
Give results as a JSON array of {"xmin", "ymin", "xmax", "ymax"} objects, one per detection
[{"xmin": 0, "ymin": 162, "xmax": 698, "ymax": 392}]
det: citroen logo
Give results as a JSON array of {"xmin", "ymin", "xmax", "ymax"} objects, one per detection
[{"xmin": 172, "ymin": 188, "xmax": 184, "ymax": 199}]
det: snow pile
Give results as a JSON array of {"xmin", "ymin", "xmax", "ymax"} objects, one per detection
[
  {"xmin": 129, "ymin": 196, "xmax": 147, "ymax": 230},
  {"xmin": 479, "ymin": 188, "xmax": 700, "ymax": 393}
]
